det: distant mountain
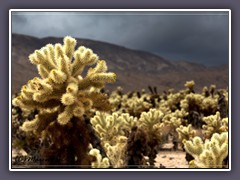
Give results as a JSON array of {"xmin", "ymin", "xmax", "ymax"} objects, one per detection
[{"xmin": 11, "ymin": 33, "xmax": 229, "ymax": 93}]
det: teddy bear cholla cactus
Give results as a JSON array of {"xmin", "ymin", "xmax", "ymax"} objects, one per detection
[
  {"xmin": 12, "ymin": 36, "xmax": 116, "ymax": 130},
  {"xmin": 183, "ymin": 132, "xmax": 228, "ymax": 168},
  {"xmin": 176, "ymin": 124, "xmax": 196, "ymax": 143},
  {"xmin": 138, "ymin": 108, "xmax": 165, "ymax": 167},
  {"xmin": 202, "ymin": 111, "xmax": 228, "ymax": 139},
  {"xmin": 90, "ymin": 111, "xmax": 135, "ymax": 168},
  {"xmin": 12, "ymin": 36, "xmax": 116, "ymax": 166}
]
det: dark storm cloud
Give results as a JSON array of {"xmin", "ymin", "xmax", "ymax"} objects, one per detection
[{"xmin": 11, "ymin": 11, "xmax": 229, "ymax": 66}]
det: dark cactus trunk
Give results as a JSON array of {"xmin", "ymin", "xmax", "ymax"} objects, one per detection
[{"xmin": 125, "ymin": 126, "xmax": 149, "ymax": 168}]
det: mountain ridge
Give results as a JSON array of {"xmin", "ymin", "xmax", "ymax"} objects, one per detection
[{"xmin": 11, "ymin": 33, "xmax": 228, "ymax": 93}]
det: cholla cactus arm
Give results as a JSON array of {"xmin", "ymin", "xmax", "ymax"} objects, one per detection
[
  {"xmin": 72, "ymin": 46, "xmax": 99, "ymax": 76},
  {"xmin": 201, "ymin": 96, "xmax": 218, "ymax": 113},
  {"xmin": 20, "ymin": 115, "xmax": 40, "ymax": 132},
  {"xmin": 180, "ymin": 93, "xmax": 204, "ymax": 112},
  {"xmin": 13, "ymin": 36, "xmax": 116, "ymax": 131},
  {"xmin": 138, "ymin": 108, "xmax": 166, "ymax": 143},
  {"xmin": 138, "ymin": 108, "xmax": 166, "ymax": 167},
  {"xmin": 91, "ymin": 112, "xmax": 128, "ymax": 168},
  {"xmin": 89, "ymin": 148, "xmax": 110, "ymax": 168},
  {"xmin": 209, "ymin": 84, "xmax": 216, "ymax": 97},
  {"xmin": 90, "ymin": 111, "xmax": 108, "ymax": 139},
  {"xmin": 119, "ymin": 113, "xmax": 138, "ymax": 132},
  {"xmin": 162, "ymin": 113, "xmax": 174, "ymax": 124},
  {"xmin": 183, "ymin": 136, "xmax": 204, "ymax": 159},
  {"xmin": 104, "ymin": 136, "xmax": 128, "ymax": 168},
  {"xmin": 176, "ymin": 124, "xmax": 196, "ymax": 142},
  {"xmin": 119, "ymin": 92, "xmax": 152, "ymax": 117},
  {"xmin": 165, "ymin": 92, "xmax": 186, "ymax": 111},
  {"xmin": 90, "ymin": 112, "xmax": 125, "ymax": 144},
  {"xmin": 162, "ymin": 109, "xmax": 186, "ymax": 128},
  {"xmin": 202, "ymin": 86, "xmax": 210, "ymax": 97},
  {"xmin": 202, "ymin": 112, "xmax": 228, "ymax": 139},
  {"xmin": 184, "ymin": 80, "xmax": 195, "ymax": 93},
  {"xmin": 184, "ymin": 132, "xmax": 228, "ymax": 168},
  {"xmin": 200, "ymin": 132, "xmax": 228, "ymax": 168},
  {"xmin": 139, "ymin": 108, "xmax": 164, "ymax": 129},
  {"xmin": 220, "ymin": 117, "xmax": 228, "ymax": 132}
]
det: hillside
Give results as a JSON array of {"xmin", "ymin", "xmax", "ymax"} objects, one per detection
[{"xmin": 11, "ymin": 33, "xmax": 229, "ymax": 93}]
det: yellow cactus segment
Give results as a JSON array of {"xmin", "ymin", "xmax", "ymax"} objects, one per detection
[
  {"xmin": 176, "ymin": 124, "xmax": 196, "ymax": 142},
  {"xmin": 63, "ymin": 36, "xmax": 77, "ymax": 60},
  {"xmin": 33, "ymin": 92, "xmax": 46, "ymax": 102},
  {"xmin": 184, "ymin": 137, "xmax": 204, "ymax": 157},
  {"xmin": 49, "ymin": 69, "xmax": 67, "ymax": 84},
  {"xmin": 162, "ymin": 109, "xmax": 184, "ymax": 128},
  {"xmin": 202, "ymin": 112, "xmax": 228, "ymax": 138},
  {"xmin": 29, "ymin": 53, "xmax": 40, "ymax": 64},
  {"xmin": 61, "ymin": 93, "xmax": 75, "ymax": 106},
  {"xmin": 119, "ymin": 113, "xmax": 137, "ymax": 132},
  {"xmin": 58, "ymin": 55, "xmax": 72, "ymax": 76},
  {"xmin": 89, "ymin": 148, "xmax": 110, "ymax": 168},
  {"xmin": 72, "ymin": 46, "xmax": 99, "ymax": 76},
  {"xmin": 90, "ymin": 60, "xmax": 108, "ymax": 74},
  {"xmin": 37, "ymin": 65, "xmax": 50, "ymax": 79},
  {"xmin": 91, "ymin": 111, "xmax": 125, "ymax": 144},
  {"xmin": 104, "ymin": 136, "xmax": 128, "ymax": 168},
  {"xmin": 21, "ymin": 115, "xmax": 40, "ymax": 132},
  {"xmin": 189, "ymin": 160, "xmax": 198, "ymax": 168},
  {"xmin": 32, "ymin": 49, "xmax": 56, "ymax": 71},
  {"xmin": 180, "ymin": 93, "xmax": 204, "ymax": 111},
  {"xmin": 66, "ymin": 83, "xmax": 78, "ymax": 94},
  {"xmin": 12, "ymin": 96, "xmax": 23, "ymax": 107},
  {"xmin": 57, "ymin": 106, "xmax": 74, "ymax": 125},
  {"xmin": 183, "ymin": 132, "xmax": 228, "ymax": 168},
  {"xmin": 35, "ymin": 50, "xmax": 45, "ymax": 63},
  {"xmin": 90, "ymin": 73, "xmax": 116, "ymax": 84},
  {"xmin": 46, "ymin": 44, "xmax": 56, "ymax": 65},
  {"xmin": 55, "ymin": 43, "xmax": 65, "ymax": 59},
  {"xmin": 21, "ymin": 85, "xmax": 33, "ymax": 100},
  {"xmin": 184, "ymin": 80, "xmax": 195, "ymax": 90},
  {"xmin": 73, "ymin": 106, "xmax": 84, "ymax": 117},
  {"xmin": 139, "ymin": 108, "xmax": 164, "ymax": 128},
  {"xmin": 138, "ymin": 108, "xmax": 167, "ymax": 143}
]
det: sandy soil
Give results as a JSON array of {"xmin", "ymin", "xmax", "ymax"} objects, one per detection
[
  {"xmin": 155, "ymin": 151, "xmax": 188, "ymax": 168},
  {"xmin": 12, "ymin": 143, "xmax": 189, "ymax": 169}
]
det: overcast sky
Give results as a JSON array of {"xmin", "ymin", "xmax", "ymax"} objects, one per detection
[{"xmin": 11, "ymin": 11, "xmax": 229, "ymax": 66}]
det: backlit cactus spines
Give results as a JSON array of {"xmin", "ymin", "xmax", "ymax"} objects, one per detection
[
  {"xmin": 183, "ymin": 136, "xmax": 204, "ymax": 157},
  {"xmin": 180, "ymin": 93, "xmax": 204, "ymax": 112},
  {"xmin": 202, "ymin": 111, "xmax": 228, "ymax": 139},
  {"xmin": 104, "ymin": 136, "xmax": 128, "ymax": 168},
  {"xmin": 184, "ymin": 80, "xmax": 195, "ymax": 93},
  {"xmin": 183, "ymin": 132, "xmax": 228, "ymax": 168},
  {"xmin": 20, "ymin": 115, "xmax": 40, "ymax": 132},
  {"xmin": 176, "ymin": 124, "xmax": 196, "ymax": 143},
  {"xmin": 120, "ymin": 113, "xmax": 138, "ymax": 132},
  {"xmin": 12, "ymin": 36, "xmax": 116, "ymax": 130},
  {"xmin": 139, "ymin": 108, "xmax": 164, "ymax": 128},
  {"xmin": 89, "ymin": 148, "xmax": 110, "ymax": 168},
  {"xmin": 90, "ymin": 111, "xmax": 125, "ymax": 144},
  {"xmin": 138, "ymin": 108, "xmax": 166, "ymax": 141},
  {"xmin": 162, "ymin": 109, "xmax": 187, "ymax": 128}
]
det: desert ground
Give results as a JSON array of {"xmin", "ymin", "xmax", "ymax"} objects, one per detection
[{"xmin": 12, "ymin": 142, "xmax": 189, "ymax": 169}]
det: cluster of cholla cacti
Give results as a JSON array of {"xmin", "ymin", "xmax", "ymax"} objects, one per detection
[{"xmin": 12, "ymin": 36, "xmax": 229, "ymax": 169}]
